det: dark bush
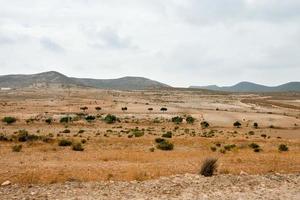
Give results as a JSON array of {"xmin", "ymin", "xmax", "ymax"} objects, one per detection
[
  {"xmin": 224, "ymin": 144, "xmax": 236, "ymax": 151},
  {"xmin": 278, "ymin": 144, "xmax": 289, "ymax": 152},
  {"xmin": 85, "ymin": 115, "xmax": 96, "ymax": 122},
  {"xmin": 60, "ymin": 116, "xmax": 72, "ymax": 123},
  {"xmin": 233, "ymin": 121, "xmax": 241, "ymax": 128},
  {"xmin": 148, "ymin": 108, "xmax": 153, "ymax": 111},
  {"xmin": 210, "ymin": 146, "xmax": 217, "ymax": 152},
  {"xmin": 45, "ymin": 118, "xmax": 53, "ymax": 125},
  {"xmin": 95, "ymin": 107, "xmax": 102, "ymax": 111},
  {"xmin": 62, "ymin": 129, "xmax": 71, "ymax": 133},
  {"xmin": 155, "ymin": 138, "xmax": 166, "ymax": 143},
  {"xmin": 80, "ymin": 106, "xmax": 88, "ymax": 111},
  {"xmin": 121, "ymin": 107, "xmax": 128, "ymax": 111},
  {"xmin": 131, "ymin": 129, "xmax": 144, "ymax": 137},
  {"xmin": 2, "ymin": 117, "xmax": 17, "ymax": 124},
  {"xmin": 171, "ymin": 116, "xmax": 183, "ymax": 124},
  {"xmin": 199, "ymin": 158, "xmax": 218, "ymax": 177},
  {"xmin": 249, "ymin": 143, "xmax": 260, "ymax": 149},
  {"xmin": 104, "ymin": 114, "xmax": 117, "ymax": 124},
  {"xmin": 253, "ymin": 122, "xmax": 258, "ymax": 128},
  {"xmin": 72, "ymin": 142, "xmax": 84, "ymax": 151},
  {"xmin": 17, "ymin": 130, "xmax": 39, "ymax": 142},
  {"xmin": 0, "ymin": 133, "xmax": 9, "ymax": 141},
  {"xmin": 12, "ymin": 144, "xmax": 22, "ymax": 152},
  {"xmin": 186, "ymin": 116, "xmax": 195, "ymax": 124},
  {"xmin": 58, "ymin": 139, "xmax": 72, "ymax": 146},
  {"xmin": 201, "ymin": 121, "xmax": 210, "ymax": 128},
  {"xmin": 162, "ymin": 131, "xmax": 172, "ymax": 138},
  {"xmin": 160, "ymin": 107, "xmax": 167, "ymax": 112},
  {"xmin": 156, "ymin": 140, "xmax": 174, "ymax": 151}
]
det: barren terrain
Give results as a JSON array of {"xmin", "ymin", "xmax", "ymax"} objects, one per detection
[{"xmin": 0, "ymin": 88, "xmax": 300, "ymax": 199}]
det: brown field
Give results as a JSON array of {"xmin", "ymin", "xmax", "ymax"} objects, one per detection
[{"xmin": 0, "ymin": 88, "xmax": 300, "ymax": 184}]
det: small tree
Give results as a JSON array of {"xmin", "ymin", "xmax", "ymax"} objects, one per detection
[
  {"xmin": 2, "ymin": 117, "xmax": 17, "ymax": 124},
  {"xmin": 253, "ymin": 122, "xmax": 258, "ymax": 129},
  {"xmin": 278, "ymin": 144, "xmax": 289, "ymax": 152},
  {"xmin": 104, "ymin": 114, "xmax": 117, "ymax": 124},
  {"xmin": 148, "ymin": 108, "xmax": 153, "ymax": 111},
  {"xmin": 121, "ymin": 107, "xmax": 128, "ymax": 111},
  {"xmin": 160, "ymin": 107, "xmax": 167, "ymax": 112},
  {"xmin": 186, "ymin": 116, "xmax": 195, "ymax": 124},
  {"xmin": 233, "ymin": 121, "xmax": 241, "ymax": 128},
  {"xmin": 171, "ymin": 116, "xmax": 183, "ymax": 124},
  {"xmin": 201, "ymin": 121, "xmax": 210, "ymax": 128},
  {"xmin": 45, "ymin": 118, "xmax": 52, "ymax": 125}
]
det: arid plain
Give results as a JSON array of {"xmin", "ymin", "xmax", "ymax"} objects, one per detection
[{"xmin": 0, "ymin": 87, "xmax": 300, "ymax": 186}]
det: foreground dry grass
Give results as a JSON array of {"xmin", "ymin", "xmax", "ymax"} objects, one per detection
[{"xmin": 0, "ymin": 88, "xmax": 300, "ymax": 184}]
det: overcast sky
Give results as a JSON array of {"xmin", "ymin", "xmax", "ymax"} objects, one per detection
[{"xmin": 0, "ymin": 0, "xmax": 299, "ymax": 87}]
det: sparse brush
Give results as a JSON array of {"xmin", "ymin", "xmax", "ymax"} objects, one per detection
[
  {"xmin": 12, "ymin": 144, "xmax": 22, "ymax": 152},
  {"xmin": 162, "ymin": 131, "xmax": 172, "ymax": 138},
  {"xmin": 199, "ymin": 158, "xmax": 218, "ymax": 177},
  {"xmin": 58, "ymin": 139, "xmax": 72, "ymax": 146},
  {"xmin": 278, "ymin": 144, "xmax": 288, "ymax": 152},
  {"xmin": 156, "ymin": 140, "xmax": 174, "ymax": 151},
  {"xmin": 72, "ymin": 142, "xmax": 84, "ymax": 151}
]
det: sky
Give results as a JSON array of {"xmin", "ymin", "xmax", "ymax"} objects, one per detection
[{"xmin": 0, "ymin": 0, "xmax": 299, "ymax": 87}]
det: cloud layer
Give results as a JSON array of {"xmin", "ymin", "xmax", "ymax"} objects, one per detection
[{"xmin": 0, "ymin": 0, "xmax": 299, "ymax": 86}]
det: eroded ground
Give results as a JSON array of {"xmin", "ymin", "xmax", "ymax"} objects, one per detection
[{"xmin": 0, "ymin": 88, "xmax": 300, "ymax": 185}]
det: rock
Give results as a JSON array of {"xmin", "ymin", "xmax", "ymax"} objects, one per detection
[
  {"xmin": 1, "ymin": 180, "xmax": 11, "ymax": 186},
  {"xmin": 240, "ymin": 171, "xmax": 248, "ymax": 176}
]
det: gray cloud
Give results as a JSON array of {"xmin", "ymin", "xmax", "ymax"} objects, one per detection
[
  {"xmin": 40, "ymin": 37, "xmax": 64, "ymax": 53},
  {"xmin": 0, "ymin": 0, "xmax": 299, "ymax": 86}
]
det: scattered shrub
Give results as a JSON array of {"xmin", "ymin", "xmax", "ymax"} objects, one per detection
[
  {"xmin": 149, "ymin": 147, "xmax": 155, "ymax": 152},
  {"xmin": 0, "ymin": 133, "xmax": 9, "ymax": 141},
  {"xmin": 278, "ymin": 144, "xmax": 289, "ymax": 152},
  {"xmin": 62, "ymin": 129, "xmax": 71, "ymax": 133},
  {"xmin": 45, "ymin": 118, "xmax": 53, "ymax": 125},
  {"xmin": 210, "ymin": 146, "xmax": 217, "ymax": 152},
  {"xmin": 2, "ymin": 117, "xmax": 17, "ymax": 124},
  {"xmin": 160, "ymin": 107, "xmax": 167, "ymax": 112},
  {"xmin": 261, "ymin": 134, "xmax": 267, "ymax": 138},
  {"xmin": 17, "ymin": 130, "xmax": 39, "ymax": 142},
  {"xmin": 253, "ymin": 122, "xmax": 258, "ymax": 129},
  {"xmin": 249, "ymin": 143, "xmax": 260, "ymax": 149},
  {"xmin": 12, "ymin": 144, "xmax": 22, "ymax": 152},
  {"xmin": 224, "ymin": 144, "xmax": 236, "ymax": 151},
  {"xmin": 148, "ymin": 108, "xmax": 153, "ymax": 111},
  {"xmin": 78, "ymin": 129, "xmax": 85, "ymax": 134},
  {"xmin": 121, "ymin": 107, "xmax": 128, "ymax": 111},
  {"xmin": 85, "ymin": 115, "xmax": 96, "ymax": 122},
  {"xmin": 60, "ymin": 116, "xmax": 72, "ymax": 123},
  {"xmin": 233, "ymin": 121, "xmax": 241, "ymax": 128},
  {"xmin": 58, "ymin": 139, "xmax": 72, "ymax": 146},
  {"xmin": 72, "ymin": 142, "xmax": 84, "ymax": 151},
  {"xmin": 95, "ymin": 107, "xmax": 102, "ymax": 111},
  {"xmin": 156, "ymin": 140, "xmax": 174, "ymax": 151},
  {"xmin": 199, "ymin": 158, "xmax": 218, "ymax": 177},
  {"xmin": 104, "ymin": 114, "xmax": 117, "ymax": 124},
  {"xmin": 162, "ymin": 131, "xmax": 172, "ymax": 138},
  {"xmin": 155, "ymin": 138, "xmax": 166, "ymax": 143},
  {"xmin": 186, "ymin": 116, "xmax": 195, "ymax": 124},
  {"xmin": 81, "ymin": 139, "xmax": 87, "ymax": 144},
  {"xmin": 219, "ymin": 149, "xmax": 226, "ymax": 154},
  {"xmin": 80, "ymin": 106, "xmax": 88, "ymax": 111},
  {"xmin": 201, "ymin": 121, "xmax": 210, "ymax": 128},
  {"xmin": 131, "ymin": 129, "xmax": 144, "ymax": 137},
  {"xmin": 171, "ymin": 116, "xmax": 183, "ymax": 124}
]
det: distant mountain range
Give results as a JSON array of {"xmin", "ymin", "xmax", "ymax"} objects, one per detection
[
  {"xmin": 0, "ymin": 71, "xmax": 170, "ymax": 90},
  {"xmin": 189, "ymin": 81, "xmax": 300, "ymax": 92}
]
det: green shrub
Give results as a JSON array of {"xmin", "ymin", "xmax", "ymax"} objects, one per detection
[
  {"xmin": 2, "ymin": 117, "xmax": 17, "ymax": 124},
  {"xmin": 199, "ymin": 158, "xmax": 218, "ymax": 177},
  {"xmin": 224, "ymin": 144, "xmax": 236, "ymax": 151},
  {"xmin": 201, "ymin": 121, "xmax": 210, "ymax": 128},
  {"xmin": 58, "ymin": 139, "xmax": 72, "ymax": 146},
  {"xmin": 249, "ymin": 143, "xmax": 260, "ymax": 149},
  {"xmin": 72, "ymin": 142, "xmax": 84, "ymax": 151},
  {"xmin": 253, "ymin": 122, "xmax": 258, "ymax": 128},
  {"xmin": 60, "ymin": 116, "xmax": 72, "ymax": 123},
  {"xmin": 17, "ymin": 130, "xmax": 39, "ymax": 142},
  {"xmin": 278, "ymin": 144, "xmax": 288, "ymax": 152},
  {"xmin": 131, "ymin": 129, "xmax": 144, "ymax": 137},
  {"xmin": 0, "ymin": 133, "xmax": 9, "ymax": 141},
  {"xmin": 186, "ymin": 116, "xmax": 195, "ymax": 124},
  {"xmin": 171, "ymin": 116, "xmax": 183, "ymax": 124},
  {"xmin": 12, "ymin": 144, "xmax": 22, "ymax": 152},
  {"xmin": 45, "ymin": 118, "xmax": 53, "ymax": 124},
  {"xmin": 156, "ymin": 140, "xmax": 174, "ymax": 151},
  {"xmin": 162, "ymin": 131, "xmax": 172, "ymax": 138},
  {"xmin": 95, "ymin": 107, "xmax": 102, "ymax": 111},
  {"xmin": 85, "ymin": 115, "xmax": 96, "ymax": 122},
  {"xmin": 104, "ymin": 114, "xmax": 117, "ymax": 124},
  {"xmin": 155, "ymin": 138, "xmax": 166, "ymax": 143},
  {"xmin": 210, "ymin": 146, "xmax": 217, "ymax": 152},
  {"xmin": 160, "ymin": 107, "xmax": 167, "ymax": 112}
]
